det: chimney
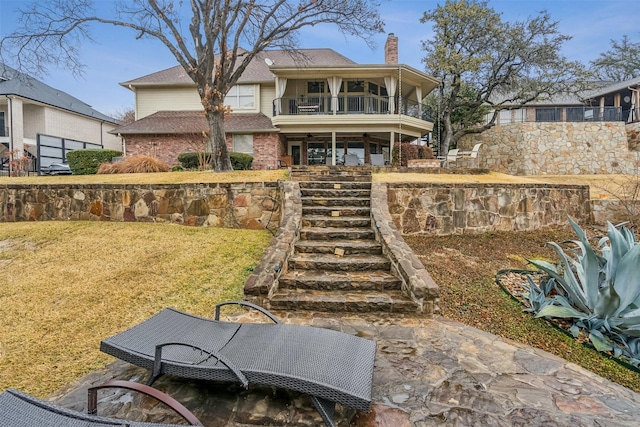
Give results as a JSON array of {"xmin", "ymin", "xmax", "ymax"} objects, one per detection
[{"xmin": 384, "ymin": 33, "xmax": 398, "ymax": 64}]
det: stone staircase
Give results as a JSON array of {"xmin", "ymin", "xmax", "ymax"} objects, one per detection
[{"xmin": 269, "ymin": 167, "xmax": 421, "ymax": 314}]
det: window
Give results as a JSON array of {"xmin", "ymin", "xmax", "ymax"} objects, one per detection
[
  {"xmin": 368, "ymin": 83, "xmax": 379, "ymax": 95},
  {"xmin": 499, "ymin": 109, "xmax": 512, "ymax": 124},
  {"xmin": 225, "ymin": 85, "xmax": 255, "ymax": 109},
  {"xmin": 535, "ymin": 108, "xmax": 560, "ymax": 122},
  {"xmin": 347, "ymin": 81, "xmax": 365, "ymax": 93},
  {"xmin": 233, "ymin": 134, "xmax": 253, "ymax": 154},
  {"xmin": 0, "ymin": 112, "xmax": 5, "ymax": 137},
  {"xmin": 307, "ymin": 81, "xmax": 325, "ymax": 93}
]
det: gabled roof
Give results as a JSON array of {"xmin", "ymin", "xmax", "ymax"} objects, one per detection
[
  {"xmin": 121, "ymin": 48, "xmax": 357, "ymax": 87},
  {"xmin": 111, "ymin": 111, "xmax": 277, "ymax": 135},
  {"xmin": 582, "ymin": 76, "xmax": 640, "ymax": 99},
  {"xmin": 0, "ymin": 63, "xmax": 117, "ymax": 123}
]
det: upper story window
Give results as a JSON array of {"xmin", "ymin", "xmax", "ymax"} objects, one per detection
[
  {"xmin": 347, "ymin": 81, "xmax": 365, "ymax": 93},
  {"xmin": 225, "ymin": 85, "xmax": 255, "ymax": 109},
  {"xmin": 0, "ymin": 112, "xmax": 5, "ymax": 137}
]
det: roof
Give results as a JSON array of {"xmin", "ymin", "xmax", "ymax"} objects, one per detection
[
  {"xmin": 121, "ymin": 48, "xmax": 357, "ymax": 87},
  {"xmin": 0, "ymin": 63, "xmax": 117, "ymax": 123},
  {"xmin": 582, "ymin": 76, "xmax": 640, "ymax": 99},
  {"xmin": 111, "ymin": 111, "xmax": 278, "ymax": 135}
]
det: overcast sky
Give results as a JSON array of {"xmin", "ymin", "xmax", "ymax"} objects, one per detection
[{"xmin": 1, "ymin": 0, "xmax": 639, "ymax": 117}]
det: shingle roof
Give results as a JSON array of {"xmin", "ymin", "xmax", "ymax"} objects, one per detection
[
  {"xmin": 582, "ymin": 76, "xmax": 640, "ymax": 99},
  {"xmin": 0, "ymin": 63, "xmax": 117, "ymax": 123},
  {"xmin": 121, "ymin": 48, "xmax": 357, "ymax": 86},
  {"xmin": 111, "ymin": 111, "xmax": 277, "ymax": 135}
]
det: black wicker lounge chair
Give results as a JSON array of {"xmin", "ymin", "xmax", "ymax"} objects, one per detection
[
  {"xmin": 100, "ymin": 301, "xmax": 376, "ymax": 427},
  {"xmin": 0, "ymin": 380, "xmax": 202, "ymax": 426}
]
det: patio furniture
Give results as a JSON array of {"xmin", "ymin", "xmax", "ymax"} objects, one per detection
[
  {"xmin": 370, "ymin": 154, "xmax": 385, "ymax": 166},
  {"xmin": 0, "ymin": 380, "xmax": 202, "ymax": 426},
  {"xmin": 459, "ymin": 143, "xmax": 482, "ymax": 168},
  {"xmin": 100, "ymin": 301, "xmax": 376, "ymax": 427},
  {"xmin": 438, "ymin": 148, "xmax": 460, "ymax": 168},
  {"xmin": 344, "ymin": 154, "xmax": 359, "ymax": 166}
]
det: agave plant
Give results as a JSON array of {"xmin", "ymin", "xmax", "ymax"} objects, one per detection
[{"xmin": 526, "ymin": 217, "xmax": 640, "ymax": 364}]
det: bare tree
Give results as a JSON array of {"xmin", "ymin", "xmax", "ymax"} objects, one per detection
[
  {"xmin": 420, "ymin": 0, "xmax": 592, "ymax": 155},
  {"xmin": 110, "ymin": 107, "xmax": 136, "ymax": 125},
  {"xmin": 1, "ymin": 0, "xmax": 384, "ymax": 172}
]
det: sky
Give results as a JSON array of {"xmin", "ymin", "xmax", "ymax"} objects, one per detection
[{"xmin": 1, "ymin": 0, "xmax": 639, "ymax": 117}]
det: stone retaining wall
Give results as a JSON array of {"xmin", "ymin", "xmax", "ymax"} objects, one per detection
[
  {"xmin": 628, "ymin": 122, "xmax": 640, "ymax": 151},
  {"xmin": 388, "ymin": 183, "xmax": 591, "ymax": 235},
  {"xmin": 0, "ymin": 182, "xmax": 281, "ymax": 229},
  {"xmin": 459, "ymin": 122, "xmax": 638, "ymax": 175}
]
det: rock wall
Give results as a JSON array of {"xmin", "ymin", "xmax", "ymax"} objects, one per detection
[
  {"xmin": 459, "ymin": 122, "xmax": 638, "ymax": 175},
  {"xmin": 388, "ymin": 183, "xmax": 591, "ymax": 235},
  {"xmin": 0, "ymin": 182, "xmax": 281, "ymax": 229},
  {"xmin": 627, "ymin": 122, "xmax": 640, "ymax": 151}
]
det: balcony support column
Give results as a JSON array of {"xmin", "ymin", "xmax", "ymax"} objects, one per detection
[{"xmin": 330, "ymin": 131, "xmax": 336, "ymax": 165}]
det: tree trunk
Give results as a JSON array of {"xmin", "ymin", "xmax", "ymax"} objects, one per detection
[
  {"xmin": 205, "ymin": 110, "xmax": 233, "ymax": 172},
  {"xmin": 439, "ymin": 110, "xmax": 454, "ymax": 155}
]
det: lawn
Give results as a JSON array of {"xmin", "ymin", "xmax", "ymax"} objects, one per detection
[{"xmin": 0, "ymin": 222, "xmax": 272, "ymax": 398}]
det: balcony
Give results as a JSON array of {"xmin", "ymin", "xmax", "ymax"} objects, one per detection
[{"xmin": 273, "ymin": 96, "xmax": 432, "ymax": 121}]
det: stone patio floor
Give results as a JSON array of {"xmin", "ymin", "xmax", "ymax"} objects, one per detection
[{"xmin": 49, "ymin": 312, "xmax": 640, "ymax": 426}]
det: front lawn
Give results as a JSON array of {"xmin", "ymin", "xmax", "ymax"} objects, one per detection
[{"xmin": 0, "ymin": 222, "xmax": 272, "ymax": 397}]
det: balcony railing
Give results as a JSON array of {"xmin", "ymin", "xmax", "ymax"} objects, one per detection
[{"xmin": 273, "ymin": 96, "xmax": 432, "ymax": 121}]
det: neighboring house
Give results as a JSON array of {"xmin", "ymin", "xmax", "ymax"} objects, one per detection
[
  {"xmin": 489, "ymin": 77, "xmax": 640, "ymax": 125},
  {"xmin": 0, "ymin": 63, "xmax": 122, "ymax": 173},
  {"xmin": 461, "ymin": 77, "xmax": 640, "ymax": 175},
  {"xmin": 113, "ymin": 34, "xmax": 440, "ymax": 169}
]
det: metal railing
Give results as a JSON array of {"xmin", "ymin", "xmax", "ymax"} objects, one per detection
[{"xmin": 273, "ymin": 96, "xmax": 432, "ymax": 121}]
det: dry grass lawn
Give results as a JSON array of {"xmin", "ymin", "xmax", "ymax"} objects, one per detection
[{"xmin": 0, "ymin": 222, "xmax": 272, "ymax": 398}]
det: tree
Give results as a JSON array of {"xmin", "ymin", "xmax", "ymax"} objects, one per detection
[
  {"xmin": 420, "ymin": 0, "xmax": 592, "ymax": 155},
  {"xmin": 110, "ymin": 107, "xmax": 136, "ymax": 125},
  {"xmin": 1, "ymin": 0, "xmax": 384, "ymax": 172},
  {"xmin": 591, "ymin": 35, "xmax": 640, "ymax": 81}
]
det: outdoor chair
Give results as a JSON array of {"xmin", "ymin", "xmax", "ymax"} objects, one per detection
[
  {"xmin": 370, "ymin": 154, "xmax": 385, "ymax": 166},
  {"xmin": 100, "ymin": 301, "xmax": 377, "ymax": 427},
  {"xmin": 344, "ymin": 154, "xmax": 359, "ymax": 166},
  {"xmin": 460, "ymin": 143, "xmax": 482, "ymax": 168},
  {"xmin": 0, "ymin": 380, "xmax": 202, "ymax": 426},
  {"xmin": 438, "ymin": 148, "xmax": 460, "ymax": 168}
]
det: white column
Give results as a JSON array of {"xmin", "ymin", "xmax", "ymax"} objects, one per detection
[
  {"xmin": 331, "ymin": 132, "xmax": 336, "ymax": 165},
  {"xmin": 390, "ymin": 131, "xmax": 395, "ymax": 162}
]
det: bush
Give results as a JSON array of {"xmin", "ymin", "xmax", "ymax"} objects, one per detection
[
  {"xmin": 66, "ymin": 149, "xmax": 122, "ymax": 175},
  {"xmin": 391, "ymin": 143, "xmax": 433, "ymax": 166},
  {"xmin": 230, "ymin": 152, "xmax": 253, "ymax": 170},
  {"xmin": 177, "ymin": 152, "xmax": 212, "ymax": 170},
  {"xmin": 97, "ymin": 155, "xmax": 169, "ymax": 174}
]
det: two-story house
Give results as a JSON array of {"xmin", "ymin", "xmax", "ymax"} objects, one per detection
[
  {"xmin": 113, "ymin": 34, "xmax": 440, "ymax": 170},
  {"xmin": 0, "ymin": 63, "xmax": 121, "ymax": 174}
]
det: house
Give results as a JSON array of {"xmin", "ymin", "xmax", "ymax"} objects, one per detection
[
  {"xmin": 460, "ymin": 77, "xmax": 640, "ymax": 175},
  {"xmin": 0, "ymin": 63, "xmax": 122, "ymax": 174},
  {"xmin": 113, "ymin": 34, "xmax": 440, "ymax": 169}
]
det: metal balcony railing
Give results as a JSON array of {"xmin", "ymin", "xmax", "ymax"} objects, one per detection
[{"xmin": 273, "ymin": 96, "xmax": 432, "ymax": 121}]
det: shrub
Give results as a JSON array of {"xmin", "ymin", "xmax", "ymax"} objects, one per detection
[
  {"xmin": 97, "ymin": 155, "xmax": 169, "ymax": 174},
  {"xmin": 230, "ymin": 152, "xmax": 253, "ymax": 170},
  {"xmin": 66, "ymin": 149, "xmax": 122, "ymax": 175},
  {"xmin": 177, "ymin": 152, "xmax": 212, "ymax": 170},
  {"xmin": 391, "ymin": 143, "xmax": 434, "ymax": 166},
  {"xmin": 524, "ymin": 217, "xmax": 640, "ymax": 364}
]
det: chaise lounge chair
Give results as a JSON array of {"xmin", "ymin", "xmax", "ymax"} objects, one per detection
[
  {"xmin": 0, "ymin": 380, "xmax": 202, "ymax": 426},
  {"xmin": 100, "ymin": 301, "xmax": 376, "ymax": 427}
]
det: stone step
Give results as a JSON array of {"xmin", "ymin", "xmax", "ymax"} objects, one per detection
[
  {"xmin": 278, "ymin": 270, "xmax": 401, "ymax": 291},
  {"xmin": 294, "ymin": 175, "xmax": 372, "ymax": 182},
  {"xmin": 268, "ymin": 289, "xmax": 419, "ymax": 313},
  {"xmin": 288, "ymin": 253, "xmax": 391, "ymax": 271},
  {"xmin": 298, "ymin": 181, "xmax": 372, "ymax": 190},
  {"xmin": 299, "ymin": 227, "xmax": 375, "ymax": 240},
  {"xmin": 302, "ymin": 206, "xmax": 371, "ymax": 217},
  {"xmin": 302, "ymin": 215, "xmax": 371, "ymax": 228},
  {"xmin": 301, "ymin": 197, "xmax": 370, "ymax": 207},
  {"xmin": 294, "ymin": 239, "xmax": 382, "ymax": 255},
  {"xmin": 300, "ymin": 188, "xmax": 371, "ymax": 198}
]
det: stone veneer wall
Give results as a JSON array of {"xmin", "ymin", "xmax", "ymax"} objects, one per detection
[
  {"xmin": 627, "ymin": 122, "xmax": 640, "ymax": 151},
  {"xmin": 459, "ymin": 122, "xmax": 638, "ymax": 175},
  {"xmin": 388, "ymin": 183, "xmax": 591, "ymax": 235},
  {"xmin": 0, "ymin": 182, "xmax": 281, "ymax": 229}
]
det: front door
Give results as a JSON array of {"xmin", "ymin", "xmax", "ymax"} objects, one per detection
[{"xmin": 291, "ymin": 145, "xmax": 301, "ymax": 165}]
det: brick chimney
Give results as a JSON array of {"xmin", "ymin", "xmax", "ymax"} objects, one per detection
[{"xmin": 384, "ymin": 33, "xmax": 398, "ymax": 64}]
